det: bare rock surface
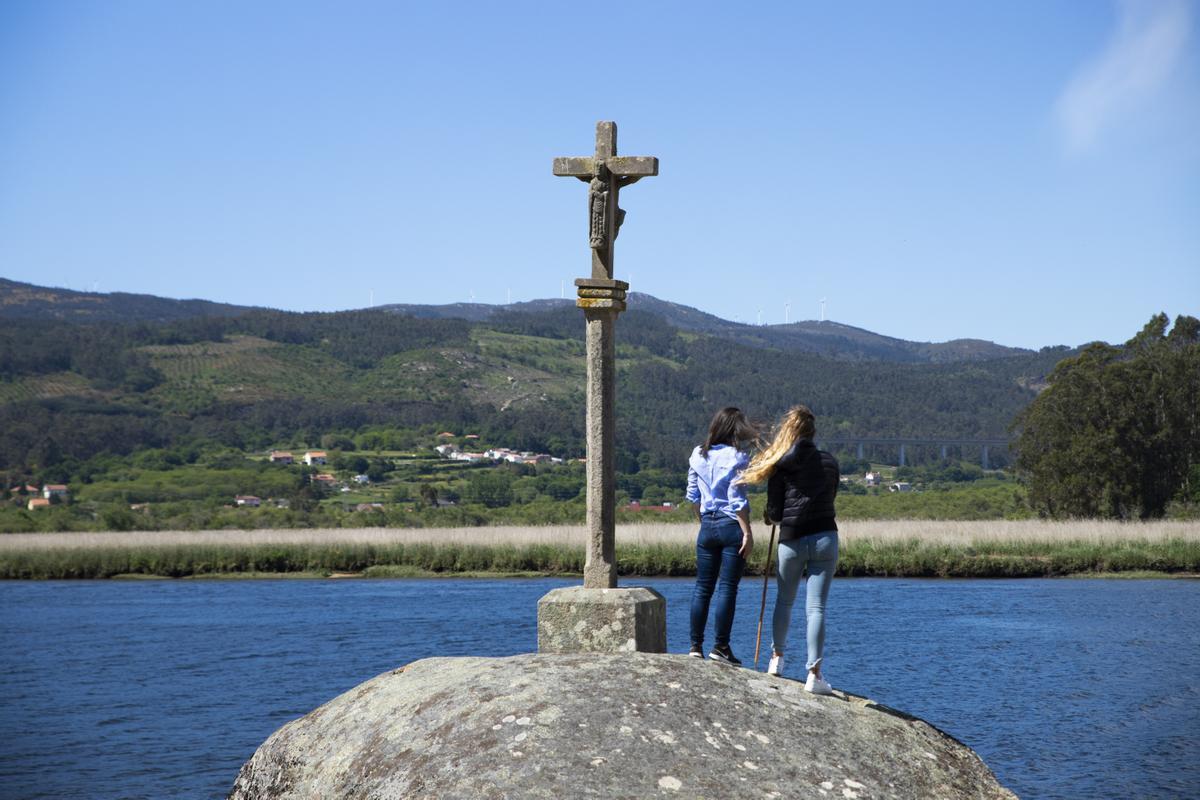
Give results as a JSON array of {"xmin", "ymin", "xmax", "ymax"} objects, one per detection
[{"xmin": 229, "ymin": 653, "xmax": 1016, "ymax": 799}]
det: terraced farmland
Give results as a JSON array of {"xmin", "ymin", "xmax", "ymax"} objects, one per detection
[
  {"xmin": 0, "ymin": 372, "xmax": 100, "ymax": 404},
  {"xmin": 141, "ymin": 335, "xmax": 355, "ymax": 403}
]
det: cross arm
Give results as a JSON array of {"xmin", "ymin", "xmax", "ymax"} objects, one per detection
[
  {"xmin": 605, "ymin": 156, "xmax": 658, "ymax": 177},
  {"xmin": 553, "ymin": 157, "xmax": 595, "ymax": 177},
  {"xmin": 553, "ymin": 155, "xmax": 659, "ymax": 179}
]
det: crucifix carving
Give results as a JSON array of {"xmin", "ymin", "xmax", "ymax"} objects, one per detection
[
  {"xmin": 553, "ymin": 121, "xmax": 658, "ymax": 281},
  {"xmin": 553, "ymin": 121, "xmax": 658, "ymax": 589}
]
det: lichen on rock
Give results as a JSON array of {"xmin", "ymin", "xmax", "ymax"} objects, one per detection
[{"xmin": 229, "ymin": 653, "xmax": 1016, "ymax": 799}]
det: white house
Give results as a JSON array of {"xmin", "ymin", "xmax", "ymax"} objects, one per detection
[
  {"xmin": 864, "ymin": 471, "xmax": 882, "ymax": 487},
  {"xmin": 304, "ymin": 451, "xmax": 328, "ymax": 466},
  {"xmin": 353, "ymin": 474, "xmax": 370, "ymax": 484},
  {"xmin": 235, "ymin": 495, "xmax": 262, "ymax": 507},
  {"xmin": 889, "ymin": 482, "xmax": 912, "ymax": 493},
  {"xmin": 42, "ymin": 484, "xmax": 69, "ymax": 501}
]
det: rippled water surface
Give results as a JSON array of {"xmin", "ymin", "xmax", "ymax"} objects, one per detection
[{"xmin": 1, "ymin": 577, "xmax": 1197, "ymax": 799}]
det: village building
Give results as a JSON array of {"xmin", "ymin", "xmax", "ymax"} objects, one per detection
[
  {"xmin": 235, "ymin": 495, "xmax": 262, "ymax": 507},
  {"xmin": 269, "ymin": 451, "xmax": 295, "ymax": 464},
  {"xmin": 436, "ymin": 431, "xmax": 455, "ymax": 438},
  {"xmin": 865, "ymin": 471, "xmax": 882, "ymax": 487},
  {"xmin": 889, "ymin": 482, "xmax": 912, "ymax": 493},
  {"xmin": 446, "ymin": 443, "xmax": 563, "ymax": 466},
  {"xmin": 313, "ymin": 473, "xmax": 338, "ymax": 486},
  {"xmin": 304, "ymin": 451, "xmax": 328, "ymax": 466},
  {"xmin": 27, "ymin": 498, "xmax": 51, "ymax": 511},
  {"xmin": 42, "ymin": 484, "xmax": 69, "ymax": 501},
  {"xmin": 353, "ymin": 474, "xmax": 370, "ymax": 484}
]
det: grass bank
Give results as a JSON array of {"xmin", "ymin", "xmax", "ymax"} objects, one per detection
[{"xmin": 1, "ymin": 521, "xmax": 1197, "ymax": 579}]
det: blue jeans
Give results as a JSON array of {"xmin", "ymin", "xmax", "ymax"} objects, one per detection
[
  {"xmin": 690, "ymin": 514, "xmax": 746, "ymax": 649},
  {"xmin": 771, "ymin": 530, "xmax": 838, "ymax": 671}
]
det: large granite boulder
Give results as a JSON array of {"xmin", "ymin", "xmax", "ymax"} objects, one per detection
[{"xmin": 230, "ymin": 653, "xmax": 1016, "ymax": 799}]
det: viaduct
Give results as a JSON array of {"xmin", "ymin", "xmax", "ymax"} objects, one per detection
[{"xmin": 813, "ymin": 438, "xmax": 1011, "ymax": 469}]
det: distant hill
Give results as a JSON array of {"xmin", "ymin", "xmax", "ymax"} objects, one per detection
[
  {"xmin": 0, "ymin": 278, "xmax": 259, "ymax": 322},
  {"xmin": 624, "ymin": 294, "xmax": 1031, "ymax": 363},
  {"xmin": 377, "ymin": 297, "xmax": 573, "ymax": 322},
  {"xmin": 0, "ymin": 281, "xmax": 1075, "ymax": 477},
  {"xmin": 379, "ymin": 293, "xmax": 1033, "ymax": 364},
  {"xmin": 2, "ymin": 278, "xmax": 1035, "ymax": 364}
]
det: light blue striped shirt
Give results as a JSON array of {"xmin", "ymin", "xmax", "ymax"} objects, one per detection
[{"xmin": 685, "ymin": 444, "xmax": 750, "ymax": 520}]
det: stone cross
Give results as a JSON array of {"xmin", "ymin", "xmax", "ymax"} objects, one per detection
[
  {"xmin": 552, "ymin": 121, "xmax": 659, "ymax": 282},
  {"xmin": 553, "ymin": 121, "xmax": 658, "ymax": 589}
]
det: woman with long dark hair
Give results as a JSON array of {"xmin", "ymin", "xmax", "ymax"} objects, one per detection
[
  {"xmin": 740, "ymin": 405, "xmax": 840, "ymax": 694},
  {"xmin": 685, "ymin": 406, "xmax": 758, "ymax": 665}
]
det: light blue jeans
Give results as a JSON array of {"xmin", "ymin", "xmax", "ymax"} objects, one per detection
[{"xmin": 771, "ymin": 530, "xmax": 838, "ymax": 672}]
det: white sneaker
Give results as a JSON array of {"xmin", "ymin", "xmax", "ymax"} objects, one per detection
[
  {"xmin": 804, "ymin": 672, "xmax": 834, "ymax": 695},
  {"xmin": 767, "ymin": 655, "xmax": 784, "ymax": 676}
]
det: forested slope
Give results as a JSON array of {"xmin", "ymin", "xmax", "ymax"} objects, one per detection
[{"xmin": 0, "ymin": 295, "xmax": 1066, "ymax": 478}]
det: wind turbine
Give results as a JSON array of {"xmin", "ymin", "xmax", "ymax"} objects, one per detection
[
  {"xmin": 819, "ymin": 298, "xmax": 827, "ymax": 322},
  {"xmin": 784, "ymin": 301, "xmax": 791, "ymax": 325}
]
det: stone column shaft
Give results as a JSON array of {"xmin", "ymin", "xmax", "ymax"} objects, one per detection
[{"xmin": 583, "ymin": 308, "xmax": 617, "ymax": 588}]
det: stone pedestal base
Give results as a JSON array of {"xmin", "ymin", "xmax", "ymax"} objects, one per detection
[{"xmin": 537, "ymin": 587, "xmax": 666, "ymax": 654}]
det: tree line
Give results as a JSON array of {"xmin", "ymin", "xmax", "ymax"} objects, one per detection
[{"xmin": 1013, "ymin": 314, "xmax": 1199, "ymax": 519}]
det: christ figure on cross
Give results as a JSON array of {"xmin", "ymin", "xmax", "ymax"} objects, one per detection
[{"xmin": 553, "ymin": 121, "xmax": 658, "ymax": 281}]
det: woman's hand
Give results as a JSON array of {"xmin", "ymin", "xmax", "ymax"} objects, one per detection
[{"xmin": 736, "ymin": 506, "xmax": 754, "ymax": 558}]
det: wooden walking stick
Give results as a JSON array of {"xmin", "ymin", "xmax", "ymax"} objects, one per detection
[{"xmin": 753, "ymin": 524, "xmax": 777, "ymax": 670}]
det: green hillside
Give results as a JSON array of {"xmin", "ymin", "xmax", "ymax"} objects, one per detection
[
  {"xmin": 0, "ymin": 304, "xmax": 1064, "ymax": 473},
  {"xmin": 0, "ymin": 286, "xmax": 1091, "ymax": 531},
  {"xmin": 0, "ymin": 302, "xmax": 1070, "ymax": 474}
]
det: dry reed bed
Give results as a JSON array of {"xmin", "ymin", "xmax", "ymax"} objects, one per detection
[{"xmin": 2, "ymin": 519, "xmax": 1196, "ymax": 551}]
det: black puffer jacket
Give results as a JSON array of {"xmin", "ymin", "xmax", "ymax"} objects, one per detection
[{"xmin": 766, "ymin": 440, "xmax": 839, "ymax": 540}]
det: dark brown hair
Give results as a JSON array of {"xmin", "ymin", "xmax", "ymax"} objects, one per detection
[{"xmin": 701, "ymin": 406, "xmax": 757, "ymax": 458}]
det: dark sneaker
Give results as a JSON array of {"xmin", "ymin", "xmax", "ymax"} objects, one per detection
[
  {"xmin": 708, "ymin": 645, "xmax": 742, "ymax": 666},
  {"xmin": 688, "ymin": 646, "xmax": 704, "ymax": 659}
]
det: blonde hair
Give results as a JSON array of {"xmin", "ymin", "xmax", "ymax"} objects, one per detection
[{"xmin": 739, "ymin": 405, "xmax": 816, "ymax": 485}]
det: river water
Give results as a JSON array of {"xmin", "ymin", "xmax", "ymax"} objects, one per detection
[{"xmin": 1, "ymin": 577, "xmax": 1197, "ymax": 799}]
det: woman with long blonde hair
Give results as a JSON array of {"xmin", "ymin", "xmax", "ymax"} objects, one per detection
[{"xmin": 740, "ymin": 405, "xmax": 840, "ymax": 694}]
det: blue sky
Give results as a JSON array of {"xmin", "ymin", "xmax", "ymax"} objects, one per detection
[{"xmin": 1, "ymin": 1, "xmax": 1197, "ymax": 349}]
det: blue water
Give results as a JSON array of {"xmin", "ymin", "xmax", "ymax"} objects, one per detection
[{"xmin": 1, "ymin": 578, "xmax": 1197, "ymax": 800}]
